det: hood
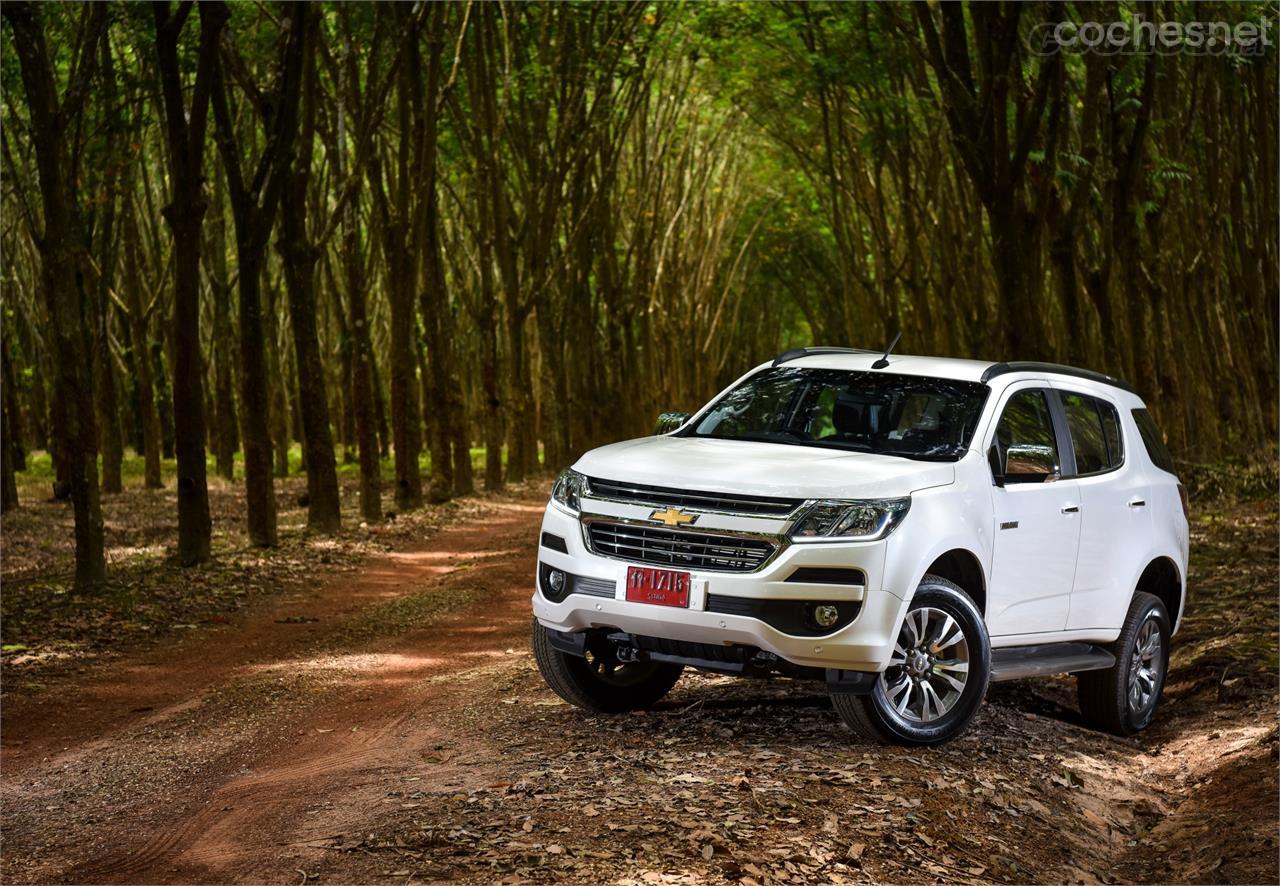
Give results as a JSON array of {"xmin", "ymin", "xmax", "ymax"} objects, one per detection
[{"xmin": 573, "ymin": 436, "xmax": 955, "ymax": 500}]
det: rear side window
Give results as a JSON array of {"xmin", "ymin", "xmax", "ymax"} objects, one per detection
[
  {"xmin": 1061, "ymin": 392, "xmax": 1125, "ymax": 475},
  {"xmin": 1132, "ymin": 408, "xmax": 1177, "ymax": 474},
  {"xmin": 1061, "ymin": 393, "xmax": 1109, "ymax": 474},
  {"xmin": 1099, "ymin": 401, "xmax": 1123, "ymax": 468}
]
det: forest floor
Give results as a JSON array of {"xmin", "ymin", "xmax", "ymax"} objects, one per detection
[{"xmin": 1, "ymin": 478, "xmax": 1276, "ymax": 885}]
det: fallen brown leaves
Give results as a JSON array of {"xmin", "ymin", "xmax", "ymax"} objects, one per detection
[{"xmin": 329, "ymin": 496, "xmax": 1276, "ymax": 885}]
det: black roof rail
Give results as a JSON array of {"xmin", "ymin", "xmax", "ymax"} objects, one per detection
[
  {"xmin": 771, "ymin": 346, "xmax": 876, "ymax": 367},
  {"xmin": 981, "ymin": 361, "xmax": 1136, "ymax": 394}
]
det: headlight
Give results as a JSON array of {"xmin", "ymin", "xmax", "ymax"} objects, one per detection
[
  {"xmin": 551, "ymin": 469, "xmax": 587, "ymax": 512},
  {"xmin": 789, "ymin": 498, "xmax": 910, "ymax": 542}
]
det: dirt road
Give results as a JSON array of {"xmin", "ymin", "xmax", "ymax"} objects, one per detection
[{"xmin": 1, "ymin": 493, "xmax": 1275, "ymax": 884}]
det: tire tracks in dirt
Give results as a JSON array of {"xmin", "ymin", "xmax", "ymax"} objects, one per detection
[{"xmin": 1, "ymin": 493, "xmax": 546, "ymax": 885}]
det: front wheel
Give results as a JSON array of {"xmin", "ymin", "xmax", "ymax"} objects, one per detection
[
  {"xmin": 831, "ymin": 576, "xmax": 991, "ymax": 746},
  {"xmin": 531, "ymin": 619, "xmax": 684, "ymax": 714},
  {"xmin": 1077, "ymin": 592, "xmax": 1170, "ymax": 735}
]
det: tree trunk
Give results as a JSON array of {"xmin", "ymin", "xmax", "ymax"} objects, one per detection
[
  {"xmin": 237, "ymin": 256, "xmax": 278, "ymax": 545},
  {"xmin": 153, "ymin": 0, "xmax": 226, "ymax": 565},
  {"xmin": 418, "ymin": 6, "xmax": 455, "ymax": 504},
  {"xmin": 265, "ymin": 277, "xmax": 290, "ymax": 479},
  {"xmin": 208, "ymin": 177, "xmax": 238, "ymax": 481},
  {"xmin": 93, "ymin": 28, "xmax": 124, "ymax": 495},
  {"xmin": 122, "ymin": 202, "xmax": 163, "ymax": 489},
  {"xmin": 279, "ymin": 10, "xmax": 340, "ymax": 533},
  {"xmin": 2, "ymin": 335, "xmax": 18, "ymax": 511},
  {"xmin": 1, "ymin": 332, "xmax": 25, "ymax": 474},
  {"xmin": 5, "ymin": 1, "xmax": 108, "ymax": 585},
  {"xmin": 448, "ymin": 369, "xmax": 474, "ymax": 496},
  {"xmin": 1, "ymin": 412, "xmax": 16, "ymax": 512},
  {"xmin": 209, "ymin": 1, "xmax": 309, "ymax": 544}
]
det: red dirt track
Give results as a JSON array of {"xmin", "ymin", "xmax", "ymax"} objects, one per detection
[{"xmin": 2, "ymin": 496, "xmax": 543, "ymax": 884}]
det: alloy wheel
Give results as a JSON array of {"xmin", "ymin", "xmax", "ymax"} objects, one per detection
[
  {"xmin": 879, "ymin": 606, "xmax": 971, "ymax": 724},
  {"xmin": 1127, "ymin": 616, "xmax": 1163, "ymax": 713}
]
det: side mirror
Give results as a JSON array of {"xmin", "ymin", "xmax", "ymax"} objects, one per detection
[
  {"xmin": 1003, "ymin": 444, "xmax": 1059, "ymax": 484},
  {"xmin": 654, "ymin": 411, "xmax": 691, "ymax": 435},
  {"xmin": 987, "ymin": 443, "xmax": 1005, "ymax": 487}
]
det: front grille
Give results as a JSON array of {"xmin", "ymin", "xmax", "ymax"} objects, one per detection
[
  {"xmin": 586, "ymin": 476, "xmax": 803, "ymax": 518},
  {"xmin": 586, "ymin": 521, "xmax": 776, "ymax": 573}
]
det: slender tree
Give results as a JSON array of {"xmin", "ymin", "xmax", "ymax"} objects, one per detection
[
  {"xmin": 4, "ymin": 2, "xmax": 108, "ymax": 585},
  {"xmin": 209, "ymin": 1, "xmax": 309, "ymax": 546},
  {"xmin": 279, "ymin": 9, "xmax": 340, "ymax": 532},
  {"xmin": 153, "ymin": 0, "xmax": 227, "ymax": 565}
]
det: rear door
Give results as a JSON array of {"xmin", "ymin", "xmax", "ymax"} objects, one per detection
[
  {"xmin": 985, "ymin": 385, "xmax": 1081, "ymax": 636},
  {"xmin": 1055, "ymin": 387, "xmax": 1153, "ymax": 632}
]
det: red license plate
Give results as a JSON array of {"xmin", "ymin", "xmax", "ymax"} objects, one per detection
[{"xmin": 625, "ymin": 566, "xmax": 691, "ymax": 608}]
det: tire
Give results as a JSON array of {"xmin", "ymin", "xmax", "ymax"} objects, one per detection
[
  {"xmin": 1077, "ymin": 591, "xmax": 1170, "ymax": 735},
  {"xmin": 530, "ymin": 619, "xmax": 684, "ymax": 714},
  {"xmin": 831, "ymin": 576, "xmax": 991, "ymax": 746}
]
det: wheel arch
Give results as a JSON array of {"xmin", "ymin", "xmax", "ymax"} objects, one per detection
[
  {"xmin": 921, "ymin": 548, "xmax": 987, "ymax": 616},
  {"xmin": 1135, "ymin": 556, "xmax": 1184, "ymax": 632}
]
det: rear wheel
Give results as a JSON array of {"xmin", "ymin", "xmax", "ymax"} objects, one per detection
[
  {"xmin": 831, "ymin": 576, "xmax": 990, "ymax": 746},
  {"xmin": 531, "ymin": 619, "xmax": 683, "ymax": 713},
  {"xmin": 1077, "ymin": 592, "xmax": 1170, "ymax": 735}
]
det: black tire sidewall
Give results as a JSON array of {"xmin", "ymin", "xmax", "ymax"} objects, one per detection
[
  {"xmin": 1118, "ymin": 598, "xmax": 1171, "ymax": 733},
  {"xmin": 531, "ymin": 619, "xmax": 683, "ymax": 714},
  {"xmin": 866, "ymin": 579, "xmax": 991, "ymax": 745}
]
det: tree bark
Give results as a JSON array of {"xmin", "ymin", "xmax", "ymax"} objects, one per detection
[
  {"xmin": 93, "ymin": 33, "xmax": 124, "ymax": 495},
  {"xmin": 1, "ymin": 334, "xmax": 18, "ymax": 511},
  {"xmin": 279, "ymin": 11, "xmax": 340, "ymax": 533},
  {"xmin": 5, "ymin": 1, "xmax": 108, "ymax": 585},
  {"xmin": 418, "ymin": 3, "xmax": 456, "ymax": 504},
  {"xmin": 208, "ymin": 174, "xmax": 238, "ymax": 481},
  {"xmin": 121, "ymin": 198, "xmax": 163, "ymax": 489},
  {"xmin": 153, "ymin": 0, "xmax": 226, "ymax": 565},
  {"xmin": 209, "ymin": 1, "xmax": 309, "ymax": 545}
]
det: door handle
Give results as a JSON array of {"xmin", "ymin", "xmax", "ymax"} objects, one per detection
[
  {"xmin": 1061, "ymin": 504, "xmax": 1080, "ymax": 514},
  {"xmin": 1128, "ymin": 498, "xmax": 1146, "ymax": 508}
]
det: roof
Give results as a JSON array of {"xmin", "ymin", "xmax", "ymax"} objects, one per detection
[
  {"xmin": 768, "ymin": 347, "xmax": 993, "ymax": 382},
  {"xmin": 768, "ymin": 347, "xmax": 1136, "ymax": 393}
]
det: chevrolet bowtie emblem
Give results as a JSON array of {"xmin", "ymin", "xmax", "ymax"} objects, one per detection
[{"xmin": 649, "ymin": 507, "xmax": 697, "ymax": 527}]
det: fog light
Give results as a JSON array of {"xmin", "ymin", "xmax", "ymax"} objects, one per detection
[
  {"xmin": 548, "ymin": 569, "xmax": 566, "ymax": 593},
  {"xmin": 812, "ymin": 604, "xmax": 840, "ymax": 629}
]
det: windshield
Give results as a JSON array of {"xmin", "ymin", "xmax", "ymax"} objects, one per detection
[{"xmin": 685, "ymin": 367, "xmax": 989, "ymax": 461}]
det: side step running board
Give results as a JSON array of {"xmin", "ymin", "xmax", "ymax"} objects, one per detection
[{"xmin": 990, "ymin": 642, "xmax": 1115, "ymax": 682}]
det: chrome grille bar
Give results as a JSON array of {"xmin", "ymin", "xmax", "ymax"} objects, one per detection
[
  {"xmin": 586, "ymin": 521, "xmax": 775, "ymax": 573},
  {"xmin": 585, "ymin": 476, "xmax": 802, "ymax": 518}
]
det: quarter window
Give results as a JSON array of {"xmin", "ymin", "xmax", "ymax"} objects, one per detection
[
  {"xmin": 1132, "ymin": 408, "xmax": 1176, "ymax": 474},
  {"xmin": 994, "ymin": 390, "xmax": 1060, "ymax": 482}
]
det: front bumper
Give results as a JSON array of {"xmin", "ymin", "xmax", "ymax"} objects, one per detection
[{"xmin": 531, "ymin": 501, "xmax": 910, "ymax": 672}]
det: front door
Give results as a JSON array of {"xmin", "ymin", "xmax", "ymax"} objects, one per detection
[{"xmin": 986, "ymin": 387, "xmax": 1081, "ymax": 637}]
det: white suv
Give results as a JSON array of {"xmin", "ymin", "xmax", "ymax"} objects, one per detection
[{"xmin": 531, "ymin": 348, "xmax": 1189, "ymax": 745}]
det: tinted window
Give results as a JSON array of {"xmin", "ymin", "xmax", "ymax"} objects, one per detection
[
  {"xmin": 994, "ymin": 390, "xmax": 1059, "ymax": 481},
  {"xmin": 687, "ymin": 367, "xmax": 989, "ymax": 461},
  {"xmin": 1062, "ymin": 393, "xmax": 1108, "ymax": 475},
  {"xmin": 1099, "ymin": 399, "xmax": 1123, "ymax": 469},
  {"xmin": 1132, "ymin": 408, "xmax": 1177, "ymax": 474}
]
